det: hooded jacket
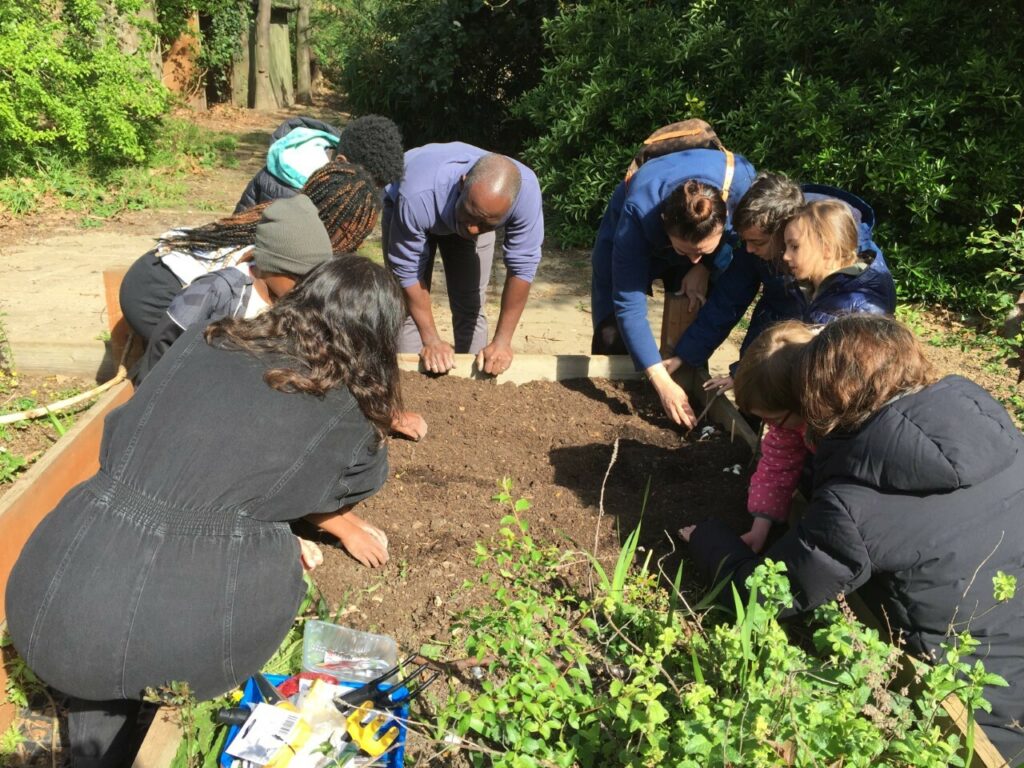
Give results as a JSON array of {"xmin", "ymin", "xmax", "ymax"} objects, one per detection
[
  {"xmin": 235, "ymin": 117, "xmax": 341, "ymax": 213},
  {"xmin": 691, "ymin": 376, "xmax": 1024, "ymax": 758}
]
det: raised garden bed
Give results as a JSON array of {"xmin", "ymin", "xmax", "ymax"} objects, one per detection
[{"xmin": 0, "ymin": 357, "xmax": 1008, "ymax": 768}]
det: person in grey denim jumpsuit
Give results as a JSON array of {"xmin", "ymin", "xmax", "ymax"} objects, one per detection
[{"xmin": 5, "ymin": 256, "xmax": 404, "ymax": 767}]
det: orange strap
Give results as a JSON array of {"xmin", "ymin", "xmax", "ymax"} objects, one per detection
[
  {"xmin": 720, "ymin": 150, "xmax": 735, "ymax": 202},
  {"xmin": 643, "ymin": 127, "xmax": 704, "ymax": 145}
]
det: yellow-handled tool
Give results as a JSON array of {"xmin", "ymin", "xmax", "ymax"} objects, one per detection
[{"xmin": 345, "ymin": 701, "xmax": 400, "ymax": 758}]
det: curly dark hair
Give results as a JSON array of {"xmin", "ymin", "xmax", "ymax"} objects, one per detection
[
  {"xmin": 337, "ymin": 115, "xmax": 404, "ymax": 189},
  {"xmin": 160, "ymin": 161, "xmax": 380, "ymax": 256},
  {"xmin": 204, "ymin": 255, "xmax": 404, "ymax": 439}
]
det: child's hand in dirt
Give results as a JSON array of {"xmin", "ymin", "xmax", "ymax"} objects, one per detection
[
  {"xmin": 391, "ymin": 410, "xmax": 428, "ymax": 441},
  {"xmin": 740, "ymin": 517, "xmax": 772, "ymax": 553},
  {"xmin": 335, "ymin": 515, "xmax": 389, "ymax": 568},
  {"xmin": 703, "ymin": 375, "xmax": 734, "ymax": 394},
  {"xmin": 297, "ymin": 537, "xmax": 324, "ymax": 571}
]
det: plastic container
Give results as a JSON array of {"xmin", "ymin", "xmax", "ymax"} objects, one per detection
[
  {"xmin": 218, "ymin": 673, "xmax": 408, "ymax": 768},
  {"xmin": 301, "ymin": 621, "xmax": 398, "ymax": 682}
]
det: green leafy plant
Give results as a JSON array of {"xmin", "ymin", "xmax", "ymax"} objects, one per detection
[
  {"xmin": 434, "ymin": 482, "xmax": 1005, "ymax": 767},
  {"xmin": 0, "ymin": 448, "xmax": 27, "ymax": 484},
  {"xmin": 0, "ymin": 0, "xmax": 168, "ymax": 174},
  {"xmin": 319, "ymin": 0, "xmax": 558, "ymax": 152}
]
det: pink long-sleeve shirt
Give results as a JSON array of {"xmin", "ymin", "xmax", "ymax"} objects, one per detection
[{"xmin": 748, "ymin": 423, "xmax": 811, "ymax": 523}]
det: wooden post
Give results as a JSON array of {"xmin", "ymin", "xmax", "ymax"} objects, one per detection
[
  {"xmin": 268, "ymin": 7, "xmax": 294, "ymax": 106},
  {"xmin": 659, "ymin": 292, "xmax": 699, "ymax": 357},
  {"xmin": 295, "ymin": 0, "xmax": 312, "ymax": 105},
  {"xmin": 230, "ymin": 21, "xmax": 252, "ymax": 107},
  {"xmin": 253, "ymin": 0, "xmax": 274, "ymax": 109}
]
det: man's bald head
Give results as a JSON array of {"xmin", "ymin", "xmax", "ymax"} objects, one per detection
[
  {"xmin": 465, "ymin": 154, "xmax": 522, "ymax": 202},
  {"xmin": 454, "ymin": 154, "xmax": 522, "ymax": 240}
]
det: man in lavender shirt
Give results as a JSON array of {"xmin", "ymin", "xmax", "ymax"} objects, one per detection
[{"xmin": 382, "ymin": 142, "xmax": 544, "ymax": 375}]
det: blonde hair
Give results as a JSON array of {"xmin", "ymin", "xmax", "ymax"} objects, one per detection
[
  {"xmin": 734, "ymin": 321, "xmax": 818, "ymax": 416},
  {"xmin": 788, "ymin": 199, "xmax": 859, "ymax": 270}
]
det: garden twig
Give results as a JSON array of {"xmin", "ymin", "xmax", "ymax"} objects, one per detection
[{"xmin": 591, "ymin": 436, "xmax": 621, "ymax": 569}]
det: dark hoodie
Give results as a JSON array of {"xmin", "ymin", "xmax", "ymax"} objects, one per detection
[{"xmin": 691, "ymin": 376, "xmax": 1024, "ymax": 759}]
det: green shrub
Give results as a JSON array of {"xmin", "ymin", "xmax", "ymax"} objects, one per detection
[
  {"xmin": 321, "ymin": 0, "xmax": 558, "ymax": 153},
  {"xmin": 517, "ymin": 0, "xmax": 1024, "ymax": 313},
  {"xmin": 434, "ymin": 484, "xmax": 1006, "ymax": 767},
  {"xmin": 0, "ymin": 0, "xmax": 168, "ymax": 173}
]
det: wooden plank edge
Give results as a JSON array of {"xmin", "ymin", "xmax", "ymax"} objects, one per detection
[
  {"xmin": 397, "ymin": 353, "xmax": 643, "ymax": 383},
  {"xmin": 132, "ymin": 707, "xmax": 182, "ymax": 768}
]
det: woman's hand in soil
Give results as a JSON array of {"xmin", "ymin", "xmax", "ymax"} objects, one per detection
[
  {"xmin": 678, "ymin": 525, "xmax": 697, "ymax": 543},
  {"xmin": 677, "ymin": 263, "xmax": 710, "ymax": 312},
  {"xmin": 740, "ymin": 517, "xmax": 772, "ymax": 553},
  {"xmin": 306, "ymin": 510, "xmax": 389, "ymax": 568},
  {"xmin": 420, "ymin": 339, "xmax": 456, "ymax": 374},
  {"xmin": 476, "ymin": 340, "xmax": 513, "ymax": 376},
  {"xmin": 335, "ymin": 516, "xmax": 389, "ymax": 568},
  {"xmin": 391, "ymin": 410, "xmax": 428, "ymax": 441},
  {"xmin": 647, "ymin": 358, "xmax": 696, "ymax": 428},
  {"xmin": 297, "ymin": 537, "xmax": 324, "ymax": 571}
]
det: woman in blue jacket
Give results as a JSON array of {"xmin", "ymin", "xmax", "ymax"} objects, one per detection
[{"xmin": 590, "ymin": 148, "xmax": 756, "ymax": 426}]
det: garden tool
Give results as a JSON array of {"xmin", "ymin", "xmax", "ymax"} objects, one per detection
[
  {"xmin": 687, "ymin": 389, "xmax": 721, "ymax": 433},
  {"xmin": 335, "ymin": 655, "xmax": 440, "ymax": 757}
]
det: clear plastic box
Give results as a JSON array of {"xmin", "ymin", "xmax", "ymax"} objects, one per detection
[{"xmin": 302, "ymin": 620, "xmax": 398, "ymax": 682}]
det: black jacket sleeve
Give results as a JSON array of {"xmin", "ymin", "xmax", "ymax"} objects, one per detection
[
  {"xmin": 134, "ymin": 273, "xmax": 239, "ymax": 383},
  {"xmin": 689, "ymin": 489, "xmax": 872, "ymax": 616}
]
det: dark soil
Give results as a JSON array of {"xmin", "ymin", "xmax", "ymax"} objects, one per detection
[{"xmin": 306, "ymin": 372, "xmax": 753, "ymax": 656}]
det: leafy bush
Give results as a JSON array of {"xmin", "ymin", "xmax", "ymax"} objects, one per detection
[
  {"xmin": 434, "ymin": 483, "xmax": 1006, "ymax": 767},
  {"xmin": 516, "ymin": 0, "xmax": 1024, "ymax": 313},
  {"xmin": 0, "ymin": 0, "xmax": 168, "ymax": 173},
  {"xmin": 320, "ymin": 0, "xmax": 558, "ymax": 152}
]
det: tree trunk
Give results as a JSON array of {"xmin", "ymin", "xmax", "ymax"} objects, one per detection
[
  {"xmin": 269, "ymin": 9, "xmax": 294, "ymax": 107},
  {"xmin": 295, "ymin": 0, "xmax": 312, "ymax": 105},
  {"xmin": 253, "ymin": 0, "xmax": 274, "ymax": 110},
  {"xmin": 230, "ymin": 20, "xmax": 252, "ymax": 107}
]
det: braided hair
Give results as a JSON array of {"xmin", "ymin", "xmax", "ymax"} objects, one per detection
[
  {"xmin": 161, "ymin": 161, "xmax": 381, "ymax": 255},
  {"xmin": 302, "ymin": 160, "xmax": 381, "ymax": 253}
]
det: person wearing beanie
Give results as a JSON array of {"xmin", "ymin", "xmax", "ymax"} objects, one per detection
[
  {"xmin": 119, "ymin": 161, "xmax": 381, "ymax": 345},
  {"xmin": 134, "ymin": 194, "xmax": 332, "ymax": 381},
  {"xmin": 132, "ymin": 192, "xmax": 429, "ymax": 442},
  {"xmin": 235, "ymin": 114, "xmax": 404, "ymax": 212}
]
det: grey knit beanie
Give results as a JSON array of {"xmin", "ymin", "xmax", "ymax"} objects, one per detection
[{"xmin": 253, "ymin": 194, "xmax": 333, "ymax": 276}]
